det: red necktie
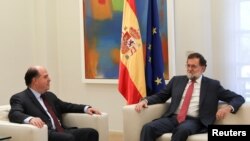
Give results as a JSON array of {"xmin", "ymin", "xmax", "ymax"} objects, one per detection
[
  {"xmin": 41, "ymin": 95, "xmax": 64, "ymax": 132},
  {"xmin": 177, "ymin": 81, "xmax": 195, "ymax": 123}
]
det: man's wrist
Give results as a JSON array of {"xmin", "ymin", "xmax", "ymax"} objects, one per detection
[
  {"xmin": 228, "ymin": 105, "xmax": 234, "ymax": 112},
  {"xmin": 24, "ymin": 116, "xmax": 33, "ymax": 124},
  {"xmin": 140, "ymin": 97, "xmax": 148, "ymax": 104},
  {"xmin": 84, "ymin": 106, "xmax": 91, "ymax": 113}
]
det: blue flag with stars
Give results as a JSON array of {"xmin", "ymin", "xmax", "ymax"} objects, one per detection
[{"xmin": 145, "ymin": 0, "xmax": 166, "ymax": 96}]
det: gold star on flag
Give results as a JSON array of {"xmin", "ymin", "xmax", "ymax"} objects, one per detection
[
  {"xmin": 152, "ymin": 27, "xmax": 157, "ymax": 34},
  {"xmin": 148, "ymin": 57, "xmax": 152, "ymax": 63},
  {"xmin": 154, "ymin": 77, "xmax": 162, "ymax": 85},
  {"xmin": 148, "ymin": 44, "xmax": 152, "ymax": 50}
]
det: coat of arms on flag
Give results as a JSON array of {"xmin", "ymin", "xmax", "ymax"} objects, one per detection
[{"xmin": 121, "ymin": 27, "xmax": 142, "ymax": 58}]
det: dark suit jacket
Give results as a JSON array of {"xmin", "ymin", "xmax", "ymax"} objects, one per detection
[
  {"xmin": 146, "ymin": 75, "xmax": 245, "ymax": 127},
  {"xmin": 8, "ymin": 88, "xmax": 88, "ymax": 130}
]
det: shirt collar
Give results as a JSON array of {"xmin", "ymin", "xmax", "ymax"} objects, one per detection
[
  {"xmin": 29, "ymin": 88, "xmax": 41, "ymax": 99},
  {"xmin": 189, "ymin": 75, "xmax": 202, "ymax": 84}
]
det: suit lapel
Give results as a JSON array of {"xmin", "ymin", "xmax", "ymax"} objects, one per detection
[
  {"xmin": 26, "ymin": 89, "xmax": 48, "ymax": 116},
  {"xmin": 199, "ymin": 77, "xmax": 208, "ymax": 106},
  {"xmin": 176, "ymin": 77, "xmax": 189, "ymax": 105},
  {"xmin": 42, "ymin": 93, "xmax": 61, "ymax": 118},
  {"xmin": 166, "ymin": 76, "xmax": 189, "ymax": 115}
]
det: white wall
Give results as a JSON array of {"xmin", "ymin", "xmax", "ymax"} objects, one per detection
[
  {"xmin": 174, "ymin": 0, "xmax": 212, "ymax": 76},
  {"xmin": 0, "ymin": 0, "xmax": 59, "ymax": 104},
  {"xmin": 0, "ymin": 0, "xmax": 35, "ymax": 102},
  {"xmin": 0, "ymin": 0, "xmax": 216, "ymax": 131}
]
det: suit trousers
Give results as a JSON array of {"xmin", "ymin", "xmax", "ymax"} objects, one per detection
[
  {"xmin": 140, "ymin": 115, "xmax": 206, "ymax": 141},
  {"xmin": 48, "ymin": 127, "xmax": 98, "ymax": 141}
]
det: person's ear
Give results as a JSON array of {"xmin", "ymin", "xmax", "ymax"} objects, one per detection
[{"xmin": 202, "ymin": 66, "xmax": 206, "ymax": 72}]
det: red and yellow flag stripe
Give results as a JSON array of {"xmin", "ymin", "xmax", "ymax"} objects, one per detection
[{"xmin": 118, "ymin": 0, "xmax": 146, "ymax": 104}]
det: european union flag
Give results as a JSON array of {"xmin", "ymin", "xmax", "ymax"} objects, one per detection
[{"xmin": 145, "ymin": 0, "xmax": 166, "ymax": 96}]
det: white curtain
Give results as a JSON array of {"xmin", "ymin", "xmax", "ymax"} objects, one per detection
[{"xmin": 211, "ymin": 0, "xmax": 250, "ymax": 101}]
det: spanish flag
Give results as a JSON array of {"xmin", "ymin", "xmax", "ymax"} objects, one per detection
[{"xmin": 118, "ymin": 0, "xmax": 146, "ymax": 104}]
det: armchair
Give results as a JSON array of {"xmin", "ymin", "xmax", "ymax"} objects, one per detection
[
  {"xmin": 123, "ymin": 103, "xmax": 249, "ymax": 141},
  {"xmin": 0, "ymin": 105, "xmax": 109, "ymax": 141}
]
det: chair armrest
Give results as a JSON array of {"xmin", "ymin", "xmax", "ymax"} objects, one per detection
[
  {"xmin": 62, "ymin": 112, "xmax": 109, "ymax": 141},
  {"xmin": 0, "ymin": 121, "xmax": 47, "ymax": 141},
  {"xmin": 123, "ymin": 103, "xmax": 169, "ymax": 141}
]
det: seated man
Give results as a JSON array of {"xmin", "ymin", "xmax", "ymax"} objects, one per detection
[
  {"xmin": 135, "ymin": 52, "xmax": 245, "ymax": 141},
  {"xmin": 9, "ymin": 66, "xmax": 101, "ymax": 141}
]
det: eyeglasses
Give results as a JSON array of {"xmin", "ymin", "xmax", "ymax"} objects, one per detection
[{"xmin": 186, "ymin": 64, "xmax": 200, "ymax": 69}]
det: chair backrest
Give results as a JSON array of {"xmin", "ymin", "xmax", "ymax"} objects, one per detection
[{"xmin": 0, "ymin": 105, "xmax": 10, "ymax": 121}]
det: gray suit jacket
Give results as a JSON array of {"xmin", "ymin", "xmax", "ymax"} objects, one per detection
[
  {"xmin": 146, "ymin": 75, "xmax": 245, "ymax": 127},
  {"xmin": 8, "ymin": 88, "xmax": 88, "ymax": 130}
]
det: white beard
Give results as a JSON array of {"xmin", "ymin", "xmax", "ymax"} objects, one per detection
[{"xmin": 187, "ymin": 73, "xmax": 200, "ymax": 81}]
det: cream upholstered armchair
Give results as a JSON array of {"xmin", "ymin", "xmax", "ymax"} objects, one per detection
[
  {"xmin": 123, "ymin": 103, "xmax": 249, "ymax": 141},
  {"xmin": 0, "ymin": 105, "xmax": 109, "ymax": 141}
]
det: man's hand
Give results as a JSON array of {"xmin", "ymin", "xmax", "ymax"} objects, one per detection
[
  {"xmin": 29, "ymin": 117, "xmax": 45, "ymax": 128},
  {"xmin": 216, "ymin": 105, "xmax": 232, "ymax": 120},
  {"xmin": 86, "ymin": 107, "xmax": 101, "ymax": 115},
  {"xmin": 135, "ymin": 100, "xmax": 148, "ymax": 113}
]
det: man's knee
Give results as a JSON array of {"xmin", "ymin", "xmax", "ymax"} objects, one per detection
[
  {"xmin": 65, "ymin": 134, "xmax": 75, "ymax": 141},
  {"xmin": 87, "ymin": 128, "xmax": 99, "ymax": 141},
  {"xmin": 173, "ymin": 126, "xmax": 191, "ymax": 136},
  {"xmin": 141, "ymin": 123, "xmax": 158, "ymax": 139},
  {"xmin": 142, "ymin": 123, "xmax": 154, "ymax": 132}
]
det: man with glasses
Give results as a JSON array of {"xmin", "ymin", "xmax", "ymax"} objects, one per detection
[{"xmin": 135, "ymin": 52, "xmax": 245, "ymax": 141}]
